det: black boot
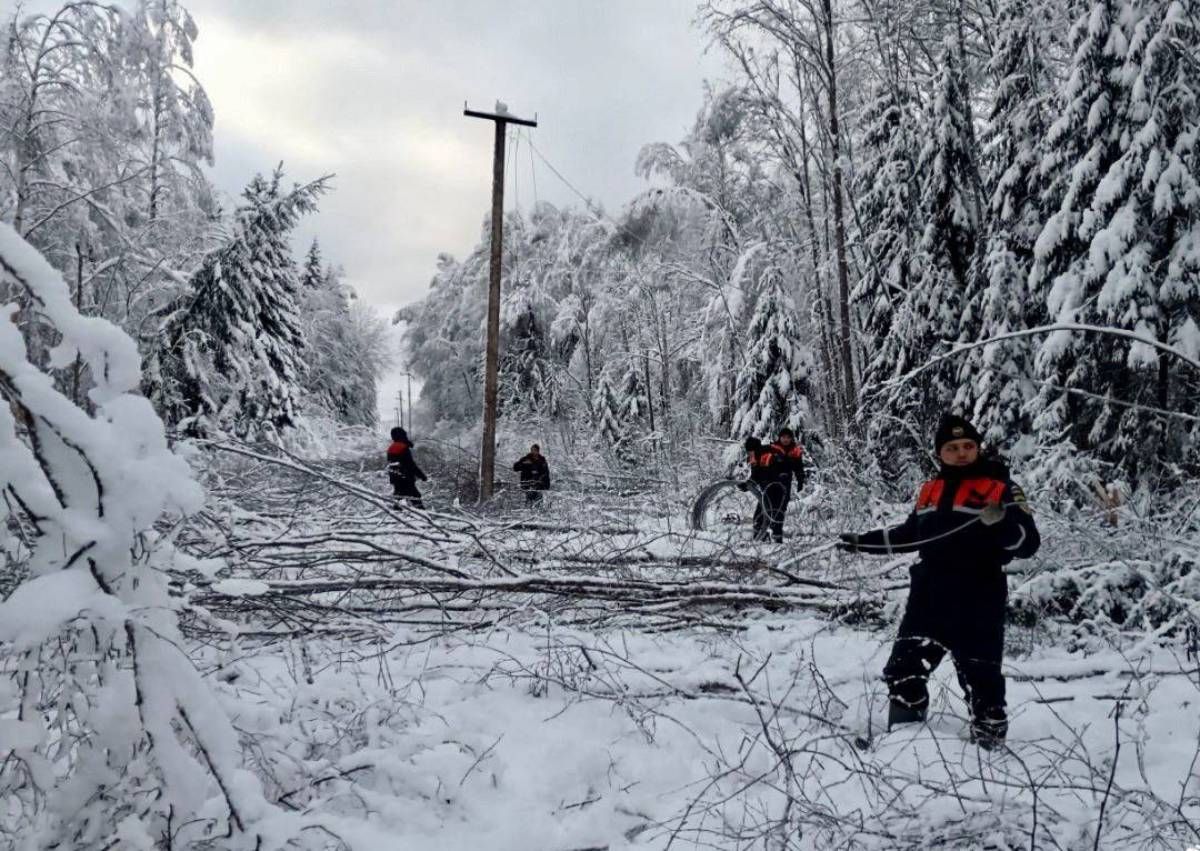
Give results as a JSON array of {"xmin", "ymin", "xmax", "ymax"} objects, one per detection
[
  {"xmin": 970, "ymin": 717, "xmax": 1007, "ymax": 751},
  {"xmin": 887, "ymin": 701, "xmax": 926, "ymax": 730}
]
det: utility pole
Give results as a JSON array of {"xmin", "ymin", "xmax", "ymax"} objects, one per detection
[
  {"xmin": 405, "ymin": 369, "xmax": 413, "ymax": 434},
  {"xmin": 464, "ymin": 101, "xmax": 537, "ymax": 502},
  {"xmin": 395, "ymin": 390, "xmax": 404, "ymax": 428}
]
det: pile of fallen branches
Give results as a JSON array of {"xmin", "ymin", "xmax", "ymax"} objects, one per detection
[
  {"xmin": 161, "ymin": 438, "xmax": 1200, "ymax": 850},
  {"xmin": 172, "ymin": 439, "xmax": 893, "ymax": 641}
]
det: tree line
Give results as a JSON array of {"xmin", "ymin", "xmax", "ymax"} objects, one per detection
[
  {"xmin": 402, "ymin": 0, "xmax": 1200, "ymax": 496},
  {"xmin": 1, "ymin": 0, "xmax": 390, "ymax": 437}
]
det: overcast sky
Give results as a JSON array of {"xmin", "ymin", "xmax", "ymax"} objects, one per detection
[{"xmin": 188, "ymin": 0, "xmax": 727, "ymax": 314}]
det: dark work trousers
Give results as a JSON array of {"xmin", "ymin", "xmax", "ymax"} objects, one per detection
[
  {"xmin": 524, "ymin": 489, "xmax": 543, "ymax": 507},
  {"xmin": 883, "ymin": 567, "xmax": 1008, "ymax": 737},
  {"xmin": 391, "ymin": 476, "xmax": 425, "ymax": 510},
  {"xmin": 752, "ymin": 482, "xmax": 788, "ymax": 542},
  {"xmin": 775, "ymin": 488, "xmax": 793, "ymax": 540}
]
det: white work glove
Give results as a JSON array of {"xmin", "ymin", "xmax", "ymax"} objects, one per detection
[{"xmin": 980, "ymin": 503, "xmax": 1006, "ymax": 526}]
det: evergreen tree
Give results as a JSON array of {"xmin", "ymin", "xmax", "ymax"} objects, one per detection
[
  {"xmin": 301, "ymin": 238, "xmax": 325, "ymax": 290},
  {"xmin": 1025, "ymin": 0, "xmax": 1128, "ymax": 481},
  {"xmin": 854, "ymin": 83, "xmax": 921, "ymax": 409},
  {"xmin": 148, "ymin": 167, "xmax": 328, "ymax": 434},
  {"xmin": 1024, "ymin": 0, "xmax": 1200, "ymax": 482},
  {"xmin": 1029, "ymin": 0, "xmax": 1200, "ymax": 479},
  {"xmin": 957, "ymin": 0, "xmax": 1055, "ymax": 444},
  {"xmin": 594, "ymin": 372, "xmax": 624, "ymax": 450},
  {"xmin": 701, "ymin": 241, "xmax": 761, "ymax": 434},
  {"xmin": 913, "ymin": 37, "xmax": 983, "ymax": 325},
  {"xmin": 871, "ymin": 42, "xmax": 982, "ymax": 442},
  {"xmin": 730, "ymin": 268, "xmax": 811, "ymax": 438},
  {"xmin": 617, "ymin": 357, "xmax": 649, "ymax": 426}
]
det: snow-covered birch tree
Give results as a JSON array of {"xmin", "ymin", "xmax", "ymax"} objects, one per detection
[{"xmin": 0, "ymin": 221, "xmax": 275, "ymax": 847}]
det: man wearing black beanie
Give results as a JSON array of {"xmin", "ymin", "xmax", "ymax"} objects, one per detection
[{"xmin": 837, "ymin": 413, "xmax": 1040, "ymax": 750}]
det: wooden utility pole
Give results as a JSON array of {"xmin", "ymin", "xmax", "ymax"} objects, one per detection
[{"xmin": 464, "ymin": 101, "xmax": 537, "ymax": 502}]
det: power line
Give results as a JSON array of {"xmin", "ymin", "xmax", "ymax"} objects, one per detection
[
  {"xmin": 525, "ymin": 136, "xmax": 598, "ymax": 214},
  {"xmin": 525, "ymin": 128, "xmax": 539, "ymax": 208},
  {"xmin": 525, "ymin": 136, "xmax": 650, "ymax": 250}
]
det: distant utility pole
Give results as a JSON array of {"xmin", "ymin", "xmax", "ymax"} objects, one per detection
[
  {"xmin": 406, "ymin": 370, "xmax": 414, "ymax": 433},
  {"xmin": 399, "ymin": 367, "xmax": 414, "ymax": 433},
  {"xmin": 464, "ymin": 100, "xmax": 537, "ymax": 502}
]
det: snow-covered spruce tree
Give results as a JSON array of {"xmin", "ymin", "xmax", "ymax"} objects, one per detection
[
  {"xmin": 617, "ymin": 354, "xmax": 650, "ymax": 427},
  {"xmin": 730, "ymin": 267, "xmax": 812, "ymax": 438},
  {"xmin": 593, "ymin": 371, "xmax": 625, "ymax": 452},
  {"xmin": 0, "ymin": 223, "xmax": 275, "ymax": 847},
  {"xmin": 700, "ymin": 241, "xmax": 761, "ymax": 436},
  {"xmin": 853, "ymin": 82, "xmax": 921, "ymax": 414},
  {"xmin": 870, "ymin": 40, "xmax": 983, "ymax": 444},
  {"xmin": 956, "ymin": 0, "xmax": 1056, "ymax": 446},
  {"xmin": 598, "ymin": 352, "xmax": 652, "ymax": 461},
  {"xmin": 300, "ymin": 237, "xmax": 325, "ymax": 290},
  {"xmin": 1027, "ymin": 0, "xmax": 1200, "ymax": 485},
  {"xmin": 1072, "ymin": 0, "xmax": 1200, "ymax": 478},
  {"xmin": 148, "ymin": 167, "xmax": 327, "ymax": 435},
  {"xmin": 1025, "ymin": 0, "xmax": 1130, "ymax": 488}
]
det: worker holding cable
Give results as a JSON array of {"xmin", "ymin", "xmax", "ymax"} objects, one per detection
[{"xmin": 837, "ymin": 414, "xmax": 1040, "ymax": 750}]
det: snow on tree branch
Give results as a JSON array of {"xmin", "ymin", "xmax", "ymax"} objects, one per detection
[{"xmin": 0, "ymin": 222, "xmax": 282, "ymax": 847}]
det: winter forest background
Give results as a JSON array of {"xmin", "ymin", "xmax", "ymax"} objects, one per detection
[
  {"xmin": 403, "ymin": 0, "xmax": 1200, "ymax": 498},
  {"xmin": 2, "ymin": 0, "xmax": 1200, "ymax": 849}
]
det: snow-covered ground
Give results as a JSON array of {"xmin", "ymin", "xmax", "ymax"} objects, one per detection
[
  {"xmin": 181, "ymin": 447, "xmax": 1200, "ymax": 850},
  {"xmin": 214, "ymin": 610, "xmax": 1200, "ymax": 849}
]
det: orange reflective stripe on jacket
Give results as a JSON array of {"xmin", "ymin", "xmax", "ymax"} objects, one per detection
[
  {"xmin": 750, "ymin": 449, "xmax": 778, "ymax": 468},
  {"xmin": 915, "ymin": 477, "xmax": 1005, "ymax": 515},
  {"xmin": 953, "ymin": 478, "xmax": 1006, "ymax": 513}
]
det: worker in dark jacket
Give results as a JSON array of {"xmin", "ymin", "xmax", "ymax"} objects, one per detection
[
  {"xmin": 740, "ymin": 437, "xmax": 787, "ymax": 542},
  {"xmin": 838, "ymin": 414, "xmax": 1040, "ymax": 749},
  {"xmin": 387, "ymin": 427, "xmax": 427, "ymax": 509},
  {"xmin": 513, "ymin": 444, "xmax": 551, "ymax": 507},
  {"xmin": 769, "ymin": 427, "xmax": 806, "ymax": 538}
]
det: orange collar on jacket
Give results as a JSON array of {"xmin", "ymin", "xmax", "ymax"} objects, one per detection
[
  {"xmin": 915, "ymin": 476, "xmax": 1005, "ymax": 515},
  {"xmin": 750, "ymin": 448, "xmax": 778, "ymax": 467}
]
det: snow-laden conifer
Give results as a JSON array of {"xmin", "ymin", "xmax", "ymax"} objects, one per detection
[
  {"xmin": 957, "ymin": 0, "xmax": 1055, "ymax": 445},
  {"xmin": 730, "ymin": 267, "xmax": 811, "ymax": 438},
  {"xmin": 594, "ymin": 371, "xmax": 624, "ymax": 449},
  {"xmin": 854, "ymin": 83, "xmax": 920, "ymax": 415},
  {"xmin": 1028, "ymin": 0, "xmax": 1200, "ymax": 481},
  {"xmin": 870, "ymin": 41, "xmax": 982, "ymax": 441},
  {"xmin": 149, "ymin": 167, "xmax": 327, "ymax": 435}
]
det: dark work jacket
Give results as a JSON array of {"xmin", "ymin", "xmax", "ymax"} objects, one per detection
[
  {"xmin": 770, "ymin": 442, "xmax": 806, "ymax": 491},
  {"xmin": 856, "ymin": 458, "xmax": 1040, "ymax": 574},
  {"xmin": 747, "ymin": 447, "xmax": 783, "ymax": 489},
  {"xmin": 513, "ymin": 454, "xmax": 550, "ymax": 490},
  {"xmin": 387, "ymin": 441, "xmax": 427, "ymax": 483}
]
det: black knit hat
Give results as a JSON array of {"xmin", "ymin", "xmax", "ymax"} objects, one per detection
[
  {"xmin": 391, "ymin": 427, "xmax": 408, "ymax": 442},
  {"xmin": 934, "ymin": 414, "xmax": 981, "ymax": 452}
]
